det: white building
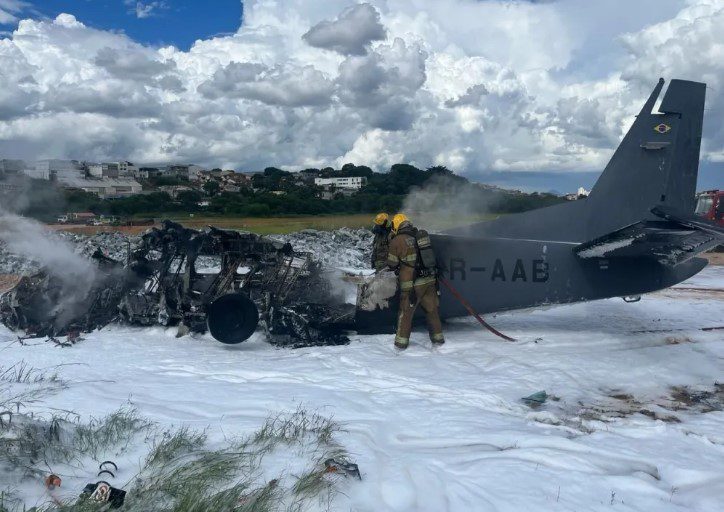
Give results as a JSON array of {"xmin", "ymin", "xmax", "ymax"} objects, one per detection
[
  {"xmin": 314, "ymin": 176, "xmax": 367, "ymax": 190},
  {"xmin": 165, "ymin": 164, "xmax": 202, "ymax": 180},
  {"xmin": 117, "ymin": 161, "xmax": 138, "ymax": 177},
  {"xmin": 101, "ymin": 163, "xmax": 120, "ymax": 178},
  {"xmin": 133, "ymin": 168, "xmax": 150, "ymax": 180},
  {"xmin": 36, "ymin": 159, "xmax": 81, "ymax": 173},
  {"xmin": 55, "ymin": 175, "xmax": 142, "ymax": 198},
  {"xmin": 188, "ymin": 165, "xmax": 203, "ymax": 181},
  {"xmin": 22, "ymin": 168, "xmax": 51, "ymax": 180},
  {"xmin": 36, "ymin": 159, "xmax": 84, "ymax": 181}
]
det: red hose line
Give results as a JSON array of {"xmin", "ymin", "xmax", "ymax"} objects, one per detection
[{"xmin": 438, "ymin": 277, "xmax": 516, "ymax": 342}]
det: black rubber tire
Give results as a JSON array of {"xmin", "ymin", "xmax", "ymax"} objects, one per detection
[{"xmin": 207, "ymin": 294, "xmax": 259, "ymax": 344}]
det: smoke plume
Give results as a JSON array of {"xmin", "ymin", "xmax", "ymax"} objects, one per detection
[
  {"xmin": 0, "ymin": 207, "xmax": 99, "ymax": 329},
  {"xmin": 400, "ymin": 175, "xmax": 497, "ymax": 233}
]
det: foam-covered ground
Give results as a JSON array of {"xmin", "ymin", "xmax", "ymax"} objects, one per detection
[{"xmin": 1, "ymin": 266, "xmax": 723, "ymax": 511}]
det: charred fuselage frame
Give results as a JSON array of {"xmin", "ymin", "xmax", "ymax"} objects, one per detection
[{"xmin": 0, "ymin": 221, "xmax": 355, "ymax": 347}]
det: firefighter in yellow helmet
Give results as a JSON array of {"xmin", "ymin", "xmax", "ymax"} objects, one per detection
[
  {"xmin": 386, "ymin": 213, "xmax": 444, "ymax": 349},
  {"xmin": 371, "ymin": 213, "xmax": 392, "ymax": 271}
]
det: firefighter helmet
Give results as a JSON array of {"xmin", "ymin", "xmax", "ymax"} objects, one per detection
[
  {"xmin": 374, "ymin": 213, "xmax": 389, "ymax": 226},
  {"xmin": 392, "ymin": 213, "xmax": 409, "ymax": 232}
]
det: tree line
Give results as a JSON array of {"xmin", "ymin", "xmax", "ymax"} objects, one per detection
[{"xmin": 1, "ymin": 163, "xmax": 566, "ymax": 221}]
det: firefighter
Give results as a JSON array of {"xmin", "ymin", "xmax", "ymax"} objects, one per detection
[
  {"xmin": 387, "ymin": 213, "xmax": 444, "ymax": 350},
  {"xmin": 371, "ymin": 213, "xmax": 392, "ymax": 271}
]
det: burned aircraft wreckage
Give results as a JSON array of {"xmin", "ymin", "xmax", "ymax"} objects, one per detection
[
  {"xmin": 3, "ymin": 79, "xmax": 724, "ymax": 348},
  {"xmin": 0, "ymin": 221, "xmax": 355, "ymax": 347}
]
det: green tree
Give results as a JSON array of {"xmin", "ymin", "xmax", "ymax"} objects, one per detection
[{"xmin": 203, "ymin": 181, "xmax": 221, "ymax": 196}]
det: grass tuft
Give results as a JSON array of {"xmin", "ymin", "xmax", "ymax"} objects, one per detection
[{"xmin": 2, "ymin": 370, "xmax": 355, "ymax": 512}]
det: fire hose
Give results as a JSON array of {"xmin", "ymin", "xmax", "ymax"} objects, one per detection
[{"xmin": 438, "ymin": 277, "xmax": 516, "ymax": 342}]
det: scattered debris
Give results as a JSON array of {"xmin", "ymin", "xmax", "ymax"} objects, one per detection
[
  {"xmin": 666, "ymin": 384, "xmax": 724, "ymax": 413},
  {"xmin": 324, "ymin": 458, "xmax": 362, "ymax": 480},
  {"xmin": 522, "ymin": 391, "xmax": 548, "ymax": 407},
  {"xmin": 44, "ymin": 474, "xmax": 61, "ymax": 490},
  {"xmin": 80, "ymin": 481, "xmax": 127, "ymax": 509}
]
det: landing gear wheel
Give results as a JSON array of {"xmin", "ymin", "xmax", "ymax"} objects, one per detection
[{"xmin": 207, "ymin": 294, "xmax": 259, "ymax": 344}]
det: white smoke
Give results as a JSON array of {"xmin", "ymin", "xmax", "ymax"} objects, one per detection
[
  {"xmin": 0, "ymin": 208, "xmax": 99, "ymax": 327},
  {"xmin": 400, "ymin": 175, "xmax": 498, "ymax": 233}
]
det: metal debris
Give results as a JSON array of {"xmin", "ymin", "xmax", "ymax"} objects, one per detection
[
  {"xmin": 324, "ymin": 458, "xmax": 362, "ymax": 480},
  {"xmin": 522, "ymin": 390, "xmax": 548, "ymax": 407}
]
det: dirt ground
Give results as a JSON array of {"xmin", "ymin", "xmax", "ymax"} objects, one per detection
[
  {"xmin": 47, "ymin": 224, "xmax": 159, "ymax": 235},
  {"xmin": 704, "ymin": 251, "xmax": 724, "ymax": 265}
]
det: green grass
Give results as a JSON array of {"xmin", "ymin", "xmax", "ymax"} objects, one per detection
[{"xmin": 1, "ymin": 375, "xmax": 355, "ymax": 512}]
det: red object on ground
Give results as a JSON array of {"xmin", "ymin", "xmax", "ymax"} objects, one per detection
[{"xmin": 45, "ymin": 474, "xmax": 62, "ymax": 490}]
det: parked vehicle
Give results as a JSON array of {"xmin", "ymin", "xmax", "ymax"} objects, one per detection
[{"xmin": 695, "ymin": 190, "xmax": 724, "ymax": 227}]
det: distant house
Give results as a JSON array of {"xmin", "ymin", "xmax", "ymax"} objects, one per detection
[
  {"xmin": 133, "ymin": 168, "xmax": 150, "ymax": 180},
  {"xmin": 159, "ymin": 185, "xmax": 193, "ymax": 198},
  {"xmin": 140, "ymin": 167, "xmax": 162, "ymax": 178},
  {"xmin": 221, "ymin": 184, "xmax": 240, "ymax": 193},
  {"xmin": 565, "ymin": 187, "xmax": 590, "ymax": 201},
  {"xmin": 102, "ymin": 162, "xmax": 120, "ymax": 178},
  {"xmin": 167, "ymin": 164, "xmax": 204, "ymax": 181},
  {"xmin": 110, "ymin": 161, "xmax": 138, "ymax": 177}
]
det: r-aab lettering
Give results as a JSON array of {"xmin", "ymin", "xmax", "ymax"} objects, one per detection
[{"xmin": 448, "ymin": 258, "xmax": 549, "ymax": 283}]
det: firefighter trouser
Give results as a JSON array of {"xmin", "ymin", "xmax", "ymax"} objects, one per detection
[{"xmin": 395, "ymin": 280, "xmax": 444, "ymax": 347}]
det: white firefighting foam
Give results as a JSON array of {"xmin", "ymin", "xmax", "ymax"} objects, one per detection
[{"xmin": 1, "ymin": 262, "xmax": 723, "ymax": 511}]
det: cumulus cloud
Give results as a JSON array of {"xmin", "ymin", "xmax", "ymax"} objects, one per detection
[
  {"xmin": 199, "ymin": 62, "xmax": 334, "ymax": 107},
  {"xmin": 0, "ymin": 0, "xmax": 721, "ymax": 176},
  {"xmin": 303, "ymin": 3, "xmax": 386, "ymax": 55},
  {"xmin": 337, "ymin": 38, "xmax": 427, "ymax": 130}
]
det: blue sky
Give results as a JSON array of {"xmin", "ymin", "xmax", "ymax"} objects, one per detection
[{"xmin": 5, "ymin": 1, "xmax": 243, "ymax": 49}]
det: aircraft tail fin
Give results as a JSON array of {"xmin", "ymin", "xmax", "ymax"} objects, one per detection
[
  {"xmin": 442, "ymin": 78, "xmax": 707, "ymax": 244},
  {"xmin": 584, "ymin": 78, "xmax": 706, "ymax": 239}
]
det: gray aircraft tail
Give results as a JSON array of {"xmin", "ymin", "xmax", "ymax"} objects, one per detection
[
  {"xmin": 584, "ymin": 78, "xmax": 706, "ymax": 238},
  {"xmin": 444, "ymin": 78, "xmax": 708, "ymax": 245}
]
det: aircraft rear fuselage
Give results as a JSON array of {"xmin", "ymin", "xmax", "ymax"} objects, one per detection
[{"xmin": 433, "ymin": 234, "xmax": 707, "ymax": 317}]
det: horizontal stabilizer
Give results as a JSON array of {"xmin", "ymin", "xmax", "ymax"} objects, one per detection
[
  {"xmin": 574, "ymin": 212, "xmax": 722, "ymax": 266},
  {"xmin": 651, "ymin": 205, "xmax": 724, "ymax": 237}
]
